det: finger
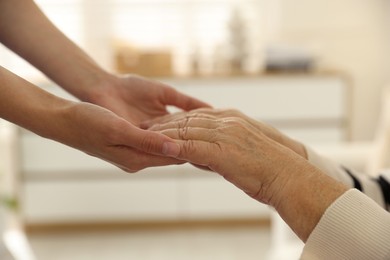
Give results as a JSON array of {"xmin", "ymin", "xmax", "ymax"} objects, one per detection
[
  {"xmin": 141, "ymin": 108, "xmax": 241, "ymax": 129},
  {"xmin": 163, "ymin": 87, "xmax": 212, "ymax": 111},
  {"xmin": 150, "ymin": 117, "xmax": 219, "ymax": 132},
  {"xmin": 140, "ymin": 111, "xmax": 187, "ymax": 129},
  {"xmin": 185, "ymin": 108, "xmax": 244, "ymax": 119},
  {"xmin": 174, "ymin": 139, "xmax": 216, "ymax": 167},
  {"xmin": 107, "ymin": 148, "xmax": 186, "ymax": 173},
  {"xmin": 159, "ymin": 127, "xmax": 217, "ymax": 144},
  {"xmin": 141, "ymin": 110, "xmax": 216, "ymax": 129},
  {"xmin": 159, "ymin": 108, "xmax": 239, "ymax": 124},
  {"xmin": 123, "ymin": 126, "xmax": 181, "ymax": 157}
]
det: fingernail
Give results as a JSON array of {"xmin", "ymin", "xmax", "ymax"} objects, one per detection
[{"xmin": 163, "ymin": 142, "xmax": 180, "ymax": 157}]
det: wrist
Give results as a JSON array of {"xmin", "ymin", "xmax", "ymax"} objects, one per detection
[
  {"xmin": 27, "ymin": 94, "xmax": 76, "ymax": 142},
  {"xmin": 0, "ymin": 67, "xmax": 75, "ymax": 140},
  {"xmin": 271, "ymin": 161, "xmax": 348, "ymax": 241},
  {"xmin": 70, "ymin": 70, "xmax": 118, "ymax": 103},
  {"xmin": 281, "ymin": 135, "xmax": 308, "ymax": 159}
]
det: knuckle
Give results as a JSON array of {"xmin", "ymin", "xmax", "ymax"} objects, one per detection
[
  {"xmin": 149, "ymin": 123, "xmax": 161, "ymax": 131},
  {"xmin": 226, "ymin": 108, "xmax": 239, "ymax": 115},
  {"xmin": 176, "ymin": 115, "xmax": 190, "ymax": 128},
  {"xmin": 215, "ymin": 125, "xmax": 226, "ymax": 135},
  {"xmin": 225, "ymin": 118, "xmax": 242, "ymax": 127},
  {"xmin": 232, "ymin": 109, "xmax": 244, "ymax": 117},
  {"xmin": 181, "ymin": 139, "xmax": 196, "ymax": 156},
  {"xmin": 178, "ymin": 126, "xmax": 190, "ymax": 140},
  {"xmin": 176, "ymin": 116, "xmax": 193, "ymax": 140},
  {"xmin": 234, "ymin": 117, "xmax": 247, "ymax": 125},
  {"xmin": 218, "ymin": 108, "xmax": 239, "ymax": 117},
  {"xmin": 209, "ymin": 129, "xmax": 220, "ymax": 140},
  {"xmin": 106, "ymin": 119, "xmax": 127, "ymax": 143},
  {"xmin": 139, "ymin": 135, "xmax": 159, "ymax": 153}
]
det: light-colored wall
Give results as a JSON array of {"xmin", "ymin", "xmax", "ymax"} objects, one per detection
[
  {"xmin": 278, "ymin": 0, "xmax": 390, "ymax": 141},
  {"xmin": 70, "ymin": 0, "xmax": 390, "ymax": 141},
  {"xmin": 3, "ymin": 0, "xmax": 389, "ymax": 141}
]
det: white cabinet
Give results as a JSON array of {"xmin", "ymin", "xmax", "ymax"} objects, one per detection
[
  {"xmin": 162, "ymin": 76, "xmax": 349, "ymax": 142},
  {"xmin": 20, "ymin": 75, "xmax": 349, "ymax": 225}
]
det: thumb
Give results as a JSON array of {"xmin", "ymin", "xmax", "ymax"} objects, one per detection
[{"xmin": 127, "ymin": 127, "xmax": 180, "ymax": 157}]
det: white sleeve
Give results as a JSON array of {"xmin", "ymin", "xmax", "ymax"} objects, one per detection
[
  {"xmin": 306, "ymin": 146, "xmax": 354, "ymax": 187},
  {"xmin": 306, "ymin": 146, "xmax": 386, "ymax": 208},
  {"xmin": 301, "ymin": 189, "xmax": 390, "ymax": 260}
]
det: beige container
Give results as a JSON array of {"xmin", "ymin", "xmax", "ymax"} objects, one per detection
[{"xmin": 115, "ymin": 45, "xmax": 173, "ymax": 77}]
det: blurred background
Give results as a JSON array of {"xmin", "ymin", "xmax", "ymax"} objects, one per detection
[{"xmin": 1, "ymin": 0, "xmax": 390, "ymax": 259}]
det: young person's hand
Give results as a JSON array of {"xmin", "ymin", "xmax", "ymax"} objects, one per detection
[
  {"xmin": 0, "ymin": 0, "xmax": 210, "ymax": 130},
  {"xmin": 48, "ymin": 101, "xmax": 183, "ymax": 173},
  {"xmin": 87, "ymin": 74, "xmax": 211, "ymax": 127},
  {"xmin": 0, "ymin": 67, "xmax": 183, "ymax": 173}
]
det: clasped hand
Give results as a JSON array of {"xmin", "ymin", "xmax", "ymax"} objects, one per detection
[
  {"xmin": 50, "ymin": 75, "xmax": 210, "ymax": 173},
  {"xmin": 144, "ymin": 108, "xmax": 310, "ymax": 205}
]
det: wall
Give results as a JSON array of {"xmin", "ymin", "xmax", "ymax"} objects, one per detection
[
  {"xmin": 278, "ymin": 0, "xmax": 390, "ymax": 141},
  {"xmin": 2, "ymin": 0, "xmax": 390, "ymax": 141},
  {"xmin": 79, "ymin": 0, "xmax": 390, "ymax": 141}
]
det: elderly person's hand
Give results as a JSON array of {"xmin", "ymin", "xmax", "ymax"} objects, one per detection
[
  {"xmin": 143, "ymin": 108, "xmax": 307, "ymax": 158},
  {"xmin": 149, "ymin": 108, "xmax": 348, "ymax": 242},
  {"xmin": 148, "ymin": 108, "xmax": 310, "ymax": 202}
]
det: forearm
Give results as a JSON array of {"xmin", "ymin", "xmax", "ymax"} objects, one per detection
[
  {"xmin": 0, "ymin": 66, "xmax": 72, "ymax": 138},
  {"xmin": 270, "ymin": 157, "xmax": 348, "ymax": 242},
  {"xmin": 0, "ymin": 0, "xmax": 113, "ymax": 101}
]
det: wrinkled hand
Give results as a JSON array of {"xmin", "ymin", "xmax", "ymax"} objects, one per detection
[
  {"xmin": 144, "ymin": 108, "xmax": 307, "ymax": 159},
  {"xmin": 148, "ymin": 108, "xmax": 311, "ymax": 205},
  {"xmin": 89, "ymin": 74, "xmax": 211, "ymax": 126},
  {"xmin": 50, "ymin": 101, "xmax": 183, "ymax": 173},
  {"xmin": 149, "ymin": 108, "xmax": 348, "ymax": 242}
]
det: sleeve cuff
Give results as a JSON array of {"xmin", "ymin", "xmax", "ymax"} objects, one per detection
[{"xmin": 301, "ymin": 189, "xmax": 390, "ymax": 260}]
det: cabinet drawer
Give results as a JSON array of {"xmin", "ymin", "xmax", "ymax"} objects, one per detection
[
  {"xmin": 178, "ymin": 173, "xmax": 269, "ymax": 219},
  {"xmin": 163, "ymin": 77, "xmax": 347, "ymax": 121},
  {"xmin": 23, "ymin": 177, "xmax": 181, "ymax": 224}
]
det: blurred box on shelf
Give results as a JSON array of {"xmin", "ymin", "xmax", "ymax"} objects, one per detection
[
  {"xmin": 114, "ymin": 44, "xmax": 173, "ymax": 77},
  {"xmin": 264, "ymin": 44, "xmax": 317, "ymax": 73}
]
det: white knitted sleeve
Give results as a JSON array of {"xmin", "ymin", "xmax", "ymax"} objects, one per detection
[{"xmin": 301, "ymin": 189, "xmax": 390, "ymax": 260}]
